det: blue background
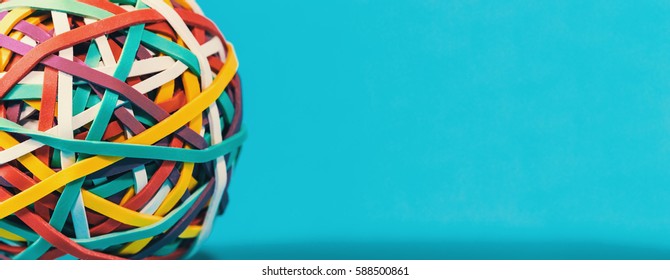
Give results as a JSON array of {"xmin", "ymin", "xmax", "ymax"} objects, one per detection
[{"xmin": 196, "ymin": 0, "xmax": 670, "ymax": 259}]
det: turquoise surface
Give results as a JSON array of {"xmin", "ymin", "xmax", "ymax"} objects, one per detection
[{"xmin": 197, "ymin": 0, "xmax": 670, "ymax": 259}]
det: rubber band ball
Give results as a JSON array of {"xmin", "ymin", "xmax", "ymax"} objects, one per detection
[{"xmin": 0, "ymin": 0, "xmax": 246, "ymax": 260}]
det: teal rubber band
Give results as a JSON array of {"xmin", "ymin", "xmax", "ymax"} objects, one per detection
[
  {"xmin": 72, "ymin": 85, "xmax": 93, "ymax": 115},
  {"xmin": 0, "ymin": 118, "xmax": 247, "ymax": 163},
  {"xmin": 87, "ymin": 162, "xmax": 159, "ymax": 198},
  {"xmin": 86, "ymin": 23, "xmax": 144, "ymax": 142},
  {"xmin": 73, "ymin": 40, "xmax": 102, "ymax": 115},
  {"xmin": 0, "ymin": 238, "xmax": 20, "ymax": 247},
  {"xmin": 50, "ymin": 150, "xmax": 61, "ymax": 168},
  {"xmin": 139, "ymin": 30, "xmax": 202, "ymax": 76},
  {"xmin": 134, "ymin": 113, "xmax": 155, "ymax": 127},
  {"xmin": 0, "ymin": 220, "xmax": 38, "ymax": 242},
  {"xmin": 0, "ymin": 0, "xmax": 113, "ymax": 20},
  {"xmin": 218, "ymin": 92, "xmax": 235, "ymax": 126},
  {"xmin": 109, "ymin": 0, "xmax": 142, "ymax": 6},
  {"xmin": 154, "ymin": 240, "xmax": 181, "ymax": 256},
  {"xmin": 2, "ymin": 84, "xmax": 44, "ymax": 101},
  {"xmin": 76, "ymin": 184, "xmax": 205, "ymax": 250},
  {"xmin": 86, "ymin": 94, "xmax": 102, "ymax": 108},
  {"xmin": 88, "ymin": 173, "xmax": 136, "ymax": 198}
]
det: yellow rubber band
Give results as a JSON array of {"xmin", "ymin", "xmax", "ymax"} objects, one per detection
[
  {"xmin": 0, "ymin": 8, "xmax": 33, "ymax": 71},
  {"xmin": 0, "ymin": 227, "xmax": 26, "ymax": 242}
]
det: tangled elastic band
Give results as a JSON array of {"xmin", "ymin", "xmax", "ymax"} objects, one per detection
[{"xmin": 0, "ymin": 0, "xmax": 245, "ymax": 260}]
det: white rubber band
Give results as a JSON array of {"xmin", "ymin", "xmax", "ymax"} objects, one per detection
[
  {"xmin": 84, "ymin": 18, "xmax": 117, "ymax": 69},
  {"xmin": 123, "ymin": 106, "xmax": 149, "ymax": 193},
  {"xmin": 132, "ymin": 61, "xmax": 188, "ymax": 94},
  {"xmin": 97, "ymin": 56, "xmax": 176, "ymax": 77},
  {"xmin": 18, "ymin": 106, "xmax": 36, "ymax": 122},
  {"xmin": 141, "ymin": 1, "xmax": 228, "ymax": 259},
  {"xmin": 19, "ymin": 35, "xmax": 36, "ymax": 47},
  {"xmin": 53, "ymin": 10, "xmax": 91, "ymax": 240},
  {"xmin": 201, "ymin": 37, "xmax": 226, "ymax": 60},
  {"xmin": 140, "ymin": 182, "xmax": 172, "ymax": 215},
  {"xmin": 141, "ymin": 0, "xmax": 213, "ymax": 87},
  {"xmin": 0, "ymin": 56, "xmax": 177, "ymax": 85},
  {"xmin": 20, "ymin": 119, "xmax": 38, "ymax": 131},
  {"xmin": 187, "ymin": 102, "xmax": 228, "ymax": 258}
]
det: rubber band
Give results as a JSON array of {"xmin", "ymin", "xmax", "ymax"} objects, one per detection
[
  {"xmin": 1, "ymin": 43, "xmax": 236, "ymax": 233},
  {"xmin": 0, "ymin": 0, "xmax": 244, "ymax": 260}
]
